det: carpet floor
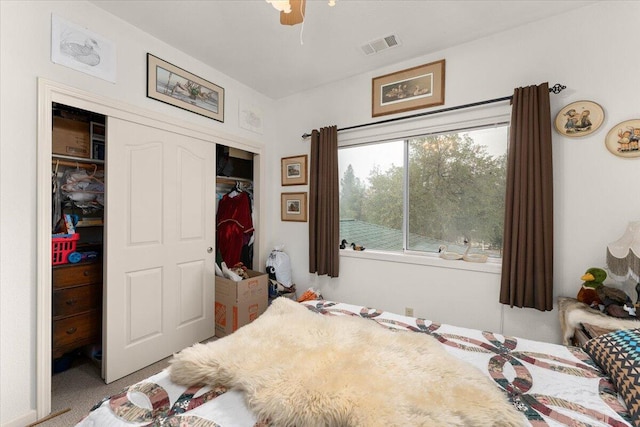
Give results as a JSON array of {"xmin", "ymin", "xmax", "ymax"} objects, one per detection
[
  {"xmin": 33, "ymin": 355, "xmax": 171, "ymax": 427},
  {"xmin": 34, "ymin": 336, "xmax": 216, "ymax": 427}
]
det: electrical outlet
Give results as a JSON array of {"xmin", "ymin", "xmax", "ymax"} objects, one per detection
[{"xmin": 405, "ymin": 307, "xmax": 414, "ymax": 317}]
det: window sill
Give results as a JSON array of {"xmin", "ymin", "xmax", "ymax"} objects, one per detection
[{"xmin": 339, "ymin": 248, "xmax": 502, "ymax": 274}]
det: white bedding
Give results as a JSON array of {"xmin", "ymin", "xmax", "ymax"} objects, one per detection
[{"xmin": 76, "ymin": 300, "xmax": 633, "ymax": 427}]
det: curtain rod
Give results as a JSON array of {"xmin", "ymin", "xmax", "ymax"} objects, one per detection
[{"xmin": 301, "ymin": 83, "xmax": 566, "ymax": 139}]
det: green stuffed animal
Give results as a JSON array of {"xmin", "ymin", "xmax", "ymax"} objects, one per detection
[
  {"xmin": 576, "ymin": 267, "xmax": 606, "ymax": 307},
  {"xmin": 576, "ymin": 267, "xmax": 636, "ymax": 318}
]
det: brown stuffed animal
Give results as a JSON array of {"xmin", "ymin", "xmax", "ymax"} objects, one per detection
[{"xmin": 597, "ymin": 286, "xmax": 636, "ymax": 318}]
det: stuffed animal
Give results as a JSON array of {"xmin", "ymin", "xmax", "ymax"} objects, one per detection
[
  {"xmin": 597, "ymin": 285, "xmax": 636, "ymax": 318},
  {"xmin": 576, "ymin": 267, "xmax": 606, "ymax": 307},
  {"xmin": 266, "ymin": 265, "xmax": 296, "ymax": 298},
  {"xmin": 576, "ymin": 267, "xmax": 637, "ymax": 318},
  {"xmin": 350, "ymin": 242, "xmax": 365, "ymax": 251}
]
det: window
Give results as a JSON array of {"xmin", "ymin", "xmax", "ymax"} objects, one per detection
[{"xmin": 339, "ymin": 124, "xmax": 508, "ymax": 258}]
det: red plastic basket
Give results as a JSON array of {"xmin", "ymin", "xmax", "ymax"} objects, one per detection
[{"xmin": 52, "ymin": 234, "xmax": 80, "ymax": 265}]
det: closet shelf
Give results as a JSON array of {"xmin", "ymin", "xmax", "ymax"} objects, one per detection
[
  {"xmin": 217, "ymin": 176, "xmax": 252, "ymax": 185},
  {"xmin": 76, "ymin": 219, "xmax": 104, "ymax": 227},
  {"xmin": 53, "ymin": 155, "xmax": 104, "ymax": 167}
]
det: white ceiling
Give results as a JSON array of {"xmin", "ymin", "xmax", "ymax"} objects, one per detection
[{"xmin": 89, "ymin": 0, "xmax": 594, "ymax": 100}]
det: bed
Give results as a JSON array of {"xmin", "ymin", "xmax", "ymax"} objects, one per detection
[{"xmin": 76, "ymin": 299, "xmax": 638, "ymax": 427}]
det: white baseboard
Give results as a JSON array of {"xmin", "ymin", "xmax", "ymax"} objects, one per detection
[{"xmin": 2, "ymin": 409, "xmax": 37, "ymax": 427}]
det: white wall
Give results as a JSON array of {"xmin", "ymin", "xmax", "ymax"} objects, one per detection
[
  {"xmin": 2, "ymin": 1, "xmax": 640, "ymax": 425},
  {"xmin": 0, "ymin": 1, "xmax": 275, "ymax": 425},
  {"xmin": 269, "ymin": 1, "xmax": 640, "ymax": 344}
]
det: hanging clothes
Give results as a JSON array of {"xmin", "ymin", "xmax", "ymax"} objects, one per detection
[{"xmin": 217, "ymin": 189, "xmax": 254, "ymax": 267}]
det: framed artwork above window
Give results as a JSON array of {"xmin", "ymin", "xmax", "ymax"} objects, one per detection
[{"xmin": 372, "ymin": 59, "xmax": 445, "ymax": 117}]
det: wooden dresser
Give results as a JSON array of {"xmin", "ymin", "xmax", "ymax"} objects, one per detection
[{"xmin": 52, "ymin": 261, "xmax": 102, "ymax": 359}]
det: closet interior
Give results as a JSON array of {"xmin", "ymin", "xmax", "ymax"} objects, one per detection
[
  {"xmin": 216, "ymin": 145, "xmax": 255, "ymax": 271},
  {"xmin": 51, "ymin": 103, "xmax": 105, "ymax": 377}
]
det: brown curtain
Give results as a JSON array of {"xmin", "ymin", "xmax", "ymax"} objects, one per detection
[
  {"xmin": 500, "ymin": 83, "xmax": 554, "ymax": 311},
  {"xmin": 309, "ymin": 126, "xmax": 340, "ymax": 277}
]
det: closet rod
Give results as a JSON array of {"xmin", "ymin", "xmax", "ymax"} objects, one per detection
[{"xmin": 300, "ymin": 83, "xmax": 566, "ymax": 139}]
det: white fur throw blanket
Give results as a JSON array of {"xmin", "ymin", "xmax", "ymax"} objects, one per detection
[
  {"xmin": 558, "ymin": 296, "xmax": 640, "ymax": 345},
  {"xmin": 170, "ymin": 298, "xmax": 525, "ymax": 427}
]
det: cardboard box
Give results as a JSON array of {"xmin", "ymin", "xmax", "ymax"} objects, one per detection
[
  {"xmin": 215, "ymin": 269, "xmax": 268, "ymax": 338},
  {"xmin": 53, "ymin": 117, "xmax": 90, "ymax": 158}
]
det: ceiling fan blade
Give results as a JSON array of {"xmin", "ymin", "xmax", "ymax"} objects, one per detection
[{"xmin": 280, "ymin": 0, "xmax": 305, "ymax": 25}]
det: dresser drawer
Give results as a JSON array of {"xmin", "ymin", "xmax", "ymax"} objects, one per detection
[
  {"xmin": 53, "ymin": 284, "xmax": 101, "ymax": 318},
  {"xmin": 53, "ymin": 262, "xmax": 102, "ymax": 289},
  {"xmin": 52, "ymin": 310, "xmax": 101, "ymax": 358}
]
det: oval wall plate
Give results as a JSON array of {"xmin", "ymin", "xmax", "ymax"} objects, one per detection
[
  {"xmin": 604, "ymin": 119, "xmax": 640, "ymax": 158},
  {"xmin": 554, "ymin": 100, "xmax": 605, "ymax": 138}
]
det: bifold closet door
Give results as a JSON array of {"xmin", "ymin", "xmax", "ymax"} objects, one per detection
[{"xmin": 104, "ymin": 117, "xmax": 215, "ymax": 383}]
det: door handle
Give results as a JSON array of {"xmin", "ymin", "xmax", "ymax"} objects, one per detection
[{"xmin": 207, "ymin": 247, "xmax": 213, "ymax": 253}]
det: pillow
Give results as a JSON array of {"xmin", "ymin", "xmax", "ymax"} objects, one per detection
[{"xmin": 584, "ymin": 328, "xmax": 640, "ymax": 426}]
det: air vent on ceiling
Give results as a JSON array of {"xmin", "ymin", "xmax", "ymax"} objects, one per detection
[{"xmin": 361, "ymin": 34, "xmax": 401, "ymax": 56}]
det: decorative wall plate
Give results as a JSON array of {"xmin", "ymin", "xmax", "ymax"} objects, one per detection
[
  {"xmin": 604, "ymin": 119, "xmax": 640, "ymax": 158},
  {"xmin": 554, "ymin": 100, "xmax": 604, "ymax": 137}
]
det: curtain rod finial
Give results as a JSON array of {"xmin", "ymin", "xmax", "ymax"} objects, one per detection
[
  {"xmin": 301, "ymin": 132, "xmax": 312, "ymax": 139},
  {"xmin": 550, "ymin": 83, "xmax": 566, "ymax": 94}
]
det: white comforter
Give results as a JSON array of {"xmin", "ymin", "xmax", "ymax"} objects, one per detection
[{"xmin": 76, "ymin": 300, "xmax": 632, "ymax": 427}]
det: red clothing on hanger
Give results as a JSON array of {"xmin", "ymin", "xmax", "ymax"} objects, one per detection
[{"xmin": 217, "ymin": 191, "xmax": 253, "ymax": 266}]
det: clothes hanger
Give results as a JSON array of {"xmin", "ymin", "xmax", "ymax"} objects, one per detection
[{"xmin": 226, "ymin": 181, "xmax": 242, "ymax": 198}]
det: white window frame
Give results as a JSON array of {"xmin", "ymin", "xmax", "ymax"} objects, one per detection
[{"xmin": 337, "ymin": 105, "xmax": 510, "ymax": 274}]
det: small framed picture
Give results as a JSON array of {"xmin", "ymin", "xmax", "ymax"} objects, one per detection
[
  {"xmin": 554, "ymin": 100, "xmax": 604, "ymax": 137},
  {"xmin": 372, "ymin": 59, "xmax": 445, "ymax": 117},
  {"xmin": 281, "ymin": 155, "xmax": 308, "ymax": 186},
  {"xmin": 604, "ymin": 119, "xmax": 640, "ymax": 158},
  {"xmin": 281, "ymin": 192, "xmax": 307, "ymax": 222}
]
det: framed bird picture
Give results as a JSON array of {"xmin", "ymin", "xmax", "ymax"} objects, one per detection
[{"xmin": 51, "ymin": 14, "xmax": 117, "ymax": 83}]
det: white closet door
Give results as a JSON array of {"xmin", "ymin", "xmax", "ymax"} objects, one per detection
[{"xmin": 104, "ymin": 117, "xmax": 215, "ymax": 383}]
